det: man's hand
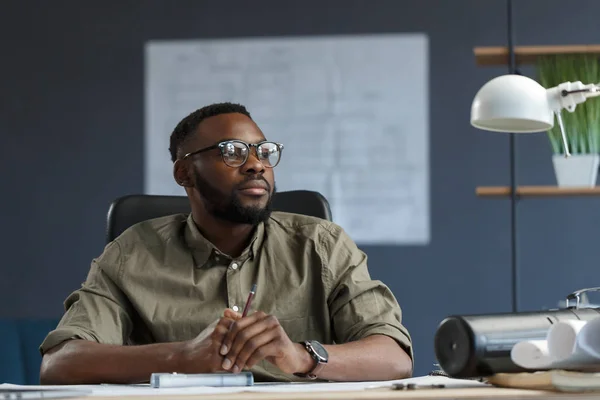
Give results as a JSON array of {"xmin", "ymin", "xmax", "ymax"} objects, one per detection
[
  {"xmin": 39, "ymin": 308, "xmax": 245, "ymax": 385},
  {"xmin": 178, "ymin": 309, "xmax": 242, "ymax": 373},
  {"xmin": 218, "ymin": 311, "xmax": 313, "ymax": 375}
]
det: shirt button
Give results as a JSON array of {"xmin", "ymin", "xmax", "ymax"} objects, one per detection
[
  {"xmin": 232, "ymin": 305, "xmax": 239, "ymax": 312},
  {"xmin": 231, "ymin": 262, "xmax": 238, "ymax": 270}
]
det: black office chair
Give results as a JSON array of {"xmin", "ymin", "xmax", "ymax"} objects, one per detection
[{"xmin": 105, "ymin": 190, "xmax": 332, "ymax": 243}]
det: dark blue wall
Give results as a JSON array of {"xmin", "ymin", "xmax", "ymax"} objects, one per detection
[{"xmin": 1, "ymin": 0, "xmax": 599, "ymax": 376}]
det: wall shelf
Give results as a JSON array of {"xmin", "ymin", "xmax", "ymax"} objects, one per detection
[
  {"xmin": 474, "ymin": 45, "xmax": 600, "ymax": 66},
  {"xmin": 476, "ymin": 186, "xmax": 600, "ymax": 197}
]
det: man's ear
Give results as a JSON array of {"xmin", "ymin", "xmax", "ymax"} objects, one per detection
[{"xmin": 173, "ymin": 159, "xmax": 194, "ymax": 187}]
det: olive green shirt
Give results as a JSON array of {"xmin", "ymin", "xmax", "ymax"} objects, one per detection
[{"xmin": 41, "ymin": 212, "xmax": 412, "ymax": 381}]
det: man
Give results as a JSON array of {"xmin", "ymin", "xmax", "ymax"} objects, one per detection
[{"xmin": 40, "ymin": 102, "xmax": 413, "ymax": 384}]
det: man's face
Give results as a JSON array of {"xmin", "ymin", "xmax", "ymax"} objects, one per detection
[{"xmin": 182, "ymin": 113, "xmax": 277, "ymax": 225}]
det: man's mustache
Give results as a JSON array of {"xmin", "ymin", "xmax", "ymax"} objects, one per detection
[{"xmin": 237, "ymin": 176, "xmax": 271, "ymax": 192}]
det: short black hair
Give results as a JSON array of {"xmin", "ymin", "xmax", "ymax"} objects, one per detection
[{"xmin": 169, "ymin": 102, "xmax": 252, "ymax": 162}]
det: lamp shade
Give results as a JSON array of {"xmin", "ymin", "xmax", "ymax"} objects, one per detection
[{"xmin": 470, "ymin": 74, "xmax": 555, "ymax": 133}]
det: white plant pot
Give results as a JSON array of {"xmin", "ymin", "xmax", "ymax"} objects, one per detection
[{"xmin": 552, "ymin": 154, "xmax": 600, "ymax": 187}]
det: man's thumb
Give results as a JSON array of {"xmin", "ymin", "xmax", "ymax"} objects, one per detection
[{"xmin": 224, "ymin": 308, "xmax": 242, "ymax": 320}]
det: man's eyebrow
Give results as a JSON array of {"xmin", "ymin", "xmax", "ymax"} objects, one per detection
[
  {"xmin": 212, "ymin": 137, "xmax": 269, "ymax": 144},
  {"xmin": 190, "ymin": 137, "xmax": 236, "ymax": 148}
]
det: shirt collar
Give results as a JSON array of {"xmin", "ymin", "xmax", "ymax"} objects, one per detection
[{"xmin": 184, "ymin": 213, "xmax": 265, "ymax": 267}]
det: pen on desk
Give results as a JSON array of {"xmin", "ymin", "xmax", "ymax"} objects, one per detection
[
  {"xmin": 392, "ymin": 383, "xmax": 445, "ymax": 390},
  {"xmin": 150, "ymin": 372, "xmax": 254, "ymax": 388},
  {"xmin": 241, "ymin": 283, "xmax": 257, "ymax": 318}
]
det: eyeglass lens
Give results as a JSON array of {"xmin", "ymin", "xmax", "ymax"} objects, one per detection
[{"xmin": 222, "ymin": 141, "xmax": 281, "ymax": 167}]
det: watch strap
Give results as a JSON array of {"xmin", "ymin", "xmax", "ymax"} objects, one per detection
[
  {"xmin": 294, "ymin": 341, "xmax": 327, "ymax": 380},
  {"xmin": 308, "ymin": 358, "xmax": 326, "ymax": 378}
]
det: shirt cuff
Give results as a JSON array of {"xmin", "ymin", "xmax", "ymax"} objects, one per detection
[
  {"xmin": 39, "ymin": 327, "xmax": 99, "ymax": 355},
  {"xmin": 359, "ymin": 325, "xmax": 414, "ymax": 364}
]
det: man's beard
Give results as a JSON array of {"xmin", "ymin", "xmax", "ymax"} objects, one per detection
[{"xmin": 194, "ymin": 173, "xmax": 275, "ymax": 225}]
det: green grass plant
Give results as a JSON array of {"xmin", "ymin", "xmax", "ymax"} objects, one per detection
[{"xmin": 536, "ymin": 54, "xmax": 600, "ymax": 154}]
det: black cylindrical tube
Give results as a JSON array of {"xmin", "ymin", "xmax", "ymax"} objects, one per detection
[{"xmin": 434, "ymin": 308, "xmax": 600, "ymax": 378}]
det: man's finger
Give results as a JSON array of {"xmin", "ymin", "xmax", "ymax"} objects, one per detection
[
  {"xmin": 220, "ymin": 311, "xmax": 268, "ymax": 356},
  {"xmin": 201, "ymin": 314, "xmax": 236, "ymax": 338},
  {"xmin": 221, "ymin": 316, "xmax": 279, "ymax": 371},
  {"xmin": 244, "ymin": 339, "xmax": 283, "ymax": 369},
  {"xmin": 224, "ymin": 308, "xmax": 242, "ymax": 320},
  {"xmin": 231, "ymin": 327, "xmax": 280, "ymax": 372},
  {"xmin": 212, "ymin": 317, "xmax": 236, "ymax": 339}
]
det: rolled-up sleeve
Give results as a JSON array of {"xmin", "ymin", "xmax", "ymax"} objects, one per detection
[
  {"xmin": 40, "ymin": 241, "xmax": 133, "ymax": 354},
  {"xmin": 321, "ymin": 225, "xmax": 413, "ymax": 361}
]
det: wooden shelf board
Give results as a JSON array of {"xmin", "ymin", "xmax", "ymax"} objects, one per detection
[
  {"xmin": 474, "ymin": 45, "xmax": 600, "ymax": 66},
  {"xmin": 476, "ymin": 186, "xmax": 600, "ymax": 197}
]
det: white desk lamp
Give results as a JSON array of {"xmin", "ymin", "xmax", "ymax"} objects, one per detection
[{"xmin": 470, "ymin": 74, "xmax": 600, "ymax": 157}]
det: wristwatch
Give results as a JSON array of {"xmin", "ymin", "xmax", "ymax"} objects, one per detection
[{"xmin": 294, "ymin": 340, "xmax": 329, "ymax": 379}]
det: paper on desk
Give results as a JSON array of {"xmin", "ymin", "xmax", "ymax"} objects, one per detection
[
  {"xmin": 248, "ymin": 375, "xmax": 488, "ymax": 392},
  {"xmin": 366, "ymin": 375, "xmax": 489, "ymax": 389},
  {"xmin": 0, "ymin": 383, "xmax": 245, "ymax": 397},
  {"xmin": 0, "ymin": 376, "xmax": 488, "ymax": 396}
]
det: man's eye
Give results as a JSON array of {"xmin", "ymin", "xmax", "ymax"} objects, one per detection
[{"xmin": 224, "ymin": 144, "xmax": 236, "ymax": 155}]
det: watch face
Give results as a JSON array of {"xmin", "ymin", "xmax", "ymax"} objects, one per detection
[{"xmin": 309, "ymin": 340, "xmax": 329, "ymax": 360}]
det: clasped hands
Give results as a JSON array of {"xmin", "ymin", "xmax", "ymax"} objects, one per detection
[{"xmin": 180, "ymin": 308, "xmax": 312, "ymax": 375}]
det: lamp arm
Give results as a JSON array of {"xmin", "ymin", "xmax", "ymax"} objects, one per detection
[
  {"xmin": 546, "ymin": 82, "xmax": 600, "ymax": 158},
  {"xmin": 561, "ymin": 85, "xmax": 600, "ymax": 98},
  {"xmin": 548, "ymin": 82, "xmax": 600, "ymax": 113}
]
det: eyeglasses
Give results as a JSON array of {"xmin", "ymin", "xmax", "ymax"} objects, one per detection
[{"xmin": 182, "ymin": 140, "xmax": 284, "ymax": 168}]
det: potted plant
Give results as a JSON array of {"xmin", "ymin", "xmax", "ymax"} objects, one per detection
[{"xmin": 536, "ymin": 54, "xmax": 600, "ymax": 187}]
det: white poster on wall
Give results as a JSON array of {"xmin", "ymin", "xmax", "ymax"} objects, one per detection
[{"xmin": 144, "ymin": 33, "xmax": 429, "ymax": 245}]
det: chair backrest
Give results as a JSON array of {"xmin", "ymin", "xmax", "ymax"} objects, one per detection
[{"xmin": 106, "ymin": 190, "xmax": 332, "ymax": 243}]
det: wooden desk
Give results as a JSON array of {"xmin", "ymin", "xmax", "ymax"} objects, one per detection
[{"xmin": 70, "ymin": 387, "xmax": 600, "ymax": 400}]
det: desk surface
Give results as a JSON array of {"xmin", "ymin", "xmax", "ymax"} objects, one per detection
[{"xmin": 66, "ymin": 387, "xmax": 600, "ymax": 400}]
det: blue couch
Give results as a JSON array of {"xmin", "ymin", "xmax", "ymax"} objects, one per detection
[{"xmin": 0, "ymin": 319, "xmax": 60, "ymax": 384}]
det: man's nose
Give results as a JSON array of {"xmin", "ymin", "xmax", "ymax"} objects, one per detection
[{"xmin": 241, "ymin": 150, "xmax": 265, "ymax": 174}]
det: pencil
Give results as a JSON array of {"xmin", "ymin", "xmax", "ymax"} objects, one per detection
[{"xmin": 241, "ymin": 283, "xmax": 257, "ymax": 317}]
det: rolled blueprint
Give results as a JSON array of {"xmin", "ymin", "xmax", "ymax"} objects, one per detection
[
  {"xmin": 548, "ymin": 317, "xmax": 600, "ymax": 370},
  {"xmin": 547, "ymin": 319, "xmax": 587, "ymax": 361},
  {"xmin": 578, "ymin": 317, "xmax": 600, "ymax": 360},
  {"xmin": 511, "ymin": 340, "xmax": 552, "ymax": 369}
]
